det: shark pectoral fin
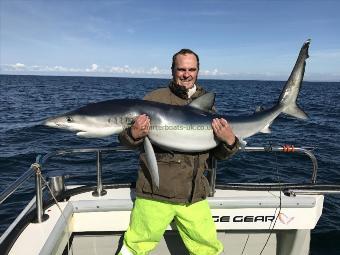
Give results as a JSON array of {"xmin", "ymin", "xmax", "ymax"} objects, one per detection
[
  {"xmin": 76, "ymin": 132, "xmax": 100, "ymax": 138},
  {"xmin": 76, "ymin": 131, "xmax": 111, "ymax": 138},
  {"xmin": 188, "ymin": 92, "xmax": 215, "ymax": 111},
  {"xmin": 76, "ymin": 127, "xmax": 123, "ymax": 138},
  {"xmin": 143, "ymin": 136, "xmax": 159, "ymax": 189},
  {"xmin": 283, "ymin": 104, "xmax": 309, "ymax": 120},
  {"xmin": 260, "ymin": 124, "xmax": 271, "ymax": 134}
]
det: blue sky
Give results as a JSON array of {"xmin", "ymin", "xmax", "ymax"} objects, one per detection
[{"xmin": 1, "ymin": 0, "xmax": 339, "ymax": 81}]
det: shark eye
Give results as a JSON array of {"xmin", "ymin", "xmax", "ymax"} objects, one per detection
[{"xmin": 66, "ymin": 116, "xmax": 73, "ymax": 122}]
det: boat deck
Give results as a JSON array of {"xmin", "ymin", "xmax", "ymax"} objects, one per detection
[{"xmin": 70, "ymin": 230, "xmax": 280, "ymax": 255}]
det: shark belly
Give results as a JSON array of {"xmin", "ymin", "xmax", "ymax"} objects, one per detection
[{"xmin": 148, "ymin": 122, "xmax": 218, "ymax": 152}]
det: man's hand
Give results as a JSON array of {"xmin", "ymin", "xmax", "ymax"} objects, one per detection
[
  {"xmin": 212, "ymin": 118, "xmax": 236, "ymax": 146},
  {"xmin": 131, "ymin": 114, "xmax": 150, "ymax": 140}
]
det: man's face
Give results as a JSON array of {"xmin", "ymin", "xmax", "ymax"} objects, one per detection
[{"xmin": 173, "ymin": 53, "xmax": 198, "ymax": 89}]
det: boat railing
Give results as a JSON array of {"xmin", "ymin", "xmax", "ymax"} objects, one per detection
[
  {"xmin": 0, "ymin": 145, "xmax": 318, "ymax": 224},
  {"xmin": 209, "ymin": 145, "xmax": 318, "ymax": 196}
]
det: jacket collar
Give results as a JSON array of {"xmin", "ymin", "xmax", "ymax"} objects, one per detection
[{"xmin": 168, "ymin": 81, "xmax": 206, "ymax": 100}]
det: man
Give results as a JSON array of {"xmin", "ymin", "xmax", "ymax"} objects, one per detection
[{"xmin": 119, "ymin": 49, "xmax": 239, "ymax": 255}]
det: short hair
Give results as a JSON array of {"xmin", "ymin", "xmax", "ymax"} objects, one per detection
[{"xmin": 171, "ymin": 49, "xmax": 200, "ymax": 71}]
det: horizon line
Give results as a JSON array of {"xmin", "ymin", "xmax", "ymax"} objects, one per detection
[{"xmin": 1, "ymin": 72, "xmax": 339, "ymax": 83}]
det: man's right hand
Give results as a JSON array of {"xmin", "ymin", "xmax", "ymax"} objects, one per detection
[{"xmin": 130, "ymin": 114, "xmax": 150, "ymax": 140}]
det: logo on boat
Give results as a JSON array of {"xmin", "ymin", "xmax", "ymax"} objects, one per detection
[
  {"xmin": 212, "ymin": 215, "xmax": 275, "ymax": 223},
  {"xmin": 213, "ymin": 213, "xmax": 295, "ymax": 224},
  {"xmin": 278, "ymin": 213, "xmax": 295, "ymax": 225}
]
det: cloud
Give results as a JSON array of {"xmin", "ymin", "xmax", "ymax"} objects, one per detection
[
  {"xmin": 14, "ymin": 63, "xmax": 26, "ymax": 68},
  {"xmin": 1, "ymin": 62, "xmax": 171, "ymax": 76},
  {"xmin": 86, "ymin": 64, "xmax": 98, "ymax": 72},
  {"xmin": 201, "ymin": 69, "xmax": 219, "ymax": 76},
  {"xmin": 0, "ymin": 63, "xmax": 291, "ymax": 78},
  {"xmin": 1, "ymin": 62, "xmax": 242, "ymax": 77},
  {"xmin": 2, "ymin": 63, "xmax": 339, "ymax": 81},
  {"xmin": 5, "ymin": 63, "xmax": 26, "ymax": 70},
  {"xmin": 148, "ymin": 66, "xmax": 161, "ymax": 75},
  {"xmin": 109, "ymin": 65, "xmax": 131, "ymax": 73},
  {"xmin": 53, "ymin": 66, "xmax": 69, "ymax": 72}
]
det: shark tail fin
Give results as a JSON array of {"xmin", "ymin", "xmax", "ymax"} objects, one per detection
[
  {"xmin": 282, "ymin": 104, "xmax": 309, "ymax": 120},
  {"xmin": 278, "ymin": 39, "xmax": 311, "ymax": 121}
]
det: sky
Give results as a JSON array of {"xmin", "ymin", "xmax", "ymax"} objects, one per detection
[{"xmin": 1, "ymin": 0, "xmax": 340, "ymax": 81}]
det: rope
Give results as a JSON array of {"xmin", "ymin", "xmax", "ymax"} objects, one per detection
[
  {"xmin": 239, "ymin": 143, "xmax": 284, "ymax": 255},
  {"xmin": 258, "ymin": 149, "xmax": 282, "ymax": 255},
  {"xmin": 240, "ymin": 234, "xmax": 250, "ymax": 255}
]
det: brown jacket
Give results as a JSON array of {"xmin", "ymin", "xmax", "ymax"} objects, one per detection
[{"xmin": 119, "ymin": 82, "xmax": 239, "ymax": 204}]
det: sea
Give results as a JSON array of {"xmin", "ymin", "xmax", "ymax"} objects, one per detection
[{"xmin": 0, "ymin": 74, "xmax": 339, "ymax": 254}]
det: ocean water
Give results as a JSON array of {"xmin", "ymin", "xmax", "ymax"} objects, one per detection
[{"xmin": 0, "ymin": 74, "xmax": 339, "ymax": 254}]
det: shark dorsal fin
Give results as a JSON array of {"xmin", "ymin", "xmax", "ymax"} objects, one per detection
[{"xmin": 188, "ymin": 92, "xmax": 215, "ymax": 111}]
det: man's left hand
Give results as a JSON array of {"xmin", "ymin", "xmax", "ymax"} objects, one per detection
[{"xmin": 212, "ymin": 118, "xmax": 236, "ymax": 146}]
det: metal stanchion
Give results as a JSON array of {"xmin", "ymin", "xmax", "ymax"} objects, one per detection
[
  {"xmin": 32, "ymin": 163, "xmax": 49, "ymax": 223},
  {"xmin": 92, "ymin": 151, "xmax": 107, "ymax": 197}
]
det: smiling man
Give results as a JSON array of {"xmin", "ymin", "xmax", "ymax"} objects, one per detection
[
  {"xmin": 172, "ymin": 51, "xmax": 199, "ymax": 88},
  {"xmin": 118, "ymin": 49, "xmax": 239, "ymax": 255}
]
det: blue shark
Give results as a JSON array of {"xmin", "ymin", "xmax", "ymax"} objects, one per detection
[{"xmin": 44, "ymin": 40, "xmax": 311, "ymax": 188}]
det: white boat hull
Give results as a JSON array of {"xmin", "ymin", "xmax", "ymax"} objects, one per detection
[{"xmin": 5, "ymin": 186, "xmax": 323, "ymax": 255}]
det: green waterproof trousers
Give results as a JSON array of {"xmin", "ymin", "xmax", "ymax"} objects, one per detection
[{"xmin": 119, "ymin": 197, "xmax": 223, "ymax": 255}]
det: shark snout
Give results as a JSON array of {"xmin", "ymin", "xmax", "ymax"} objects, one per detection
[
  {"xmin": 43, "ymin": 118, "xmax": 67, "ymax": 129},
  {"xmin": 43, "ymin": 118, "xmax": 57, "ymax": 128}
]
